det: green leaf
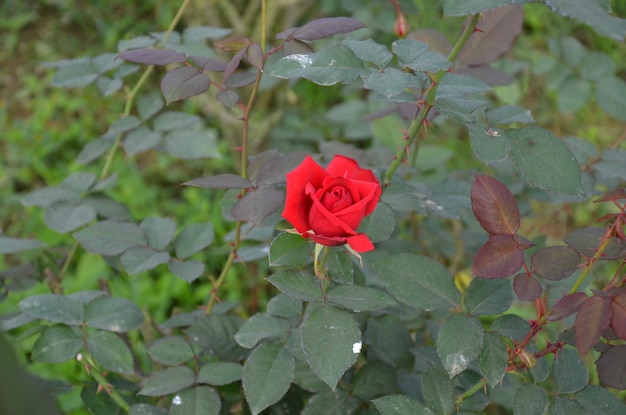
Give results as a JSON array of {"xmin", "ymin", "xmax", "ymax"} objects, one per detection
[
  {"xmin": 596, "ymin": 76, "xmax": 626, "ymax": 122},
  {"xmin": 465, "ymin": 278, "xmax": 514, "ymax": 315},
  {"xmin": 352, "ymin": 360, "xmax": 397, "ymax": 401},
  {"xmin": 444, "ymin": 0, "xmax": 533, "ymax": 16},
  {"xmin": 343, "ymin": 38, "xmax": 393, "ymax": 69},
  {"xmin": 174, "ymin": 222, "xmax": 214, "ymax": 259},
  {"xmin": 361, "ymin": 68, "xmax": 414, "ymax": 99},
  {"xmin": 267, "ymin": 293, "xmax": 302, "ymax": 319},
  {"xmin": 148, "ymin": 336, "xmax": 195, "ymax": 365},
  {"xmin": 301, "ymin": 305, "xmax": 361, "ymax": 390},
  {"xmin": 435, "ymin": 97, "xmax": 488, "ymax": 124},
  {"xmin": 358, "ymin": 202, "xmax": 395, "ymax": 244},
  {"xmin": 242, "ymin": 342, "xmax": 295, "ymax": 415},
  {"xmin": 437, "ymin": 314, "xmax": 484, "ymax": 377},
  {"xmin": 490, "ymin": 314, "xmax": 529, "ymax": 341},
  {"xmin": 478, "ymin": 332, "xmax": 508, "ymax": 387},
  {"xmin": 467, "ymin": 124, "xmax": 511, "ymax": 164},
  {"xmin": 541, "ymin": 0, "xmax": 626, "ymax": 42},
  {"xmin": 269, "ymin": 45, "xmax": 363, "ymax": 86},
  {"xmin": 87, "ymin": 331, "xmax": 134, "ymax": 374},
  {"xmin": 139, "ymin": 366, "xmax": 196, "ymax": 396},
  {"xmin": 22, "ymin": 186, "xmax": 80, "ymax": 207},
  {"xmin": 153, "ymin": 111, "xmax": 201, "ymax": 131},
  {"xmin": 575, "ymin": 385, "xmax": 626, "ymax": 414},
  {"xmin": 129, "ymin": 404, "xmax": 168, "ymax": 415},
  {"xmin": 485, "ymin": 105, "xmax": 534, "ymax": 125},
  {"xmin": 0, "ymin": 236, "xmax": 44, "ymax": 254},
  {"xmin": 121, "ymin": 246, "xmax": 170, "ymax": 274},
  {"xmin": 84, "ymin": 296, "xmax": 144, "ymax": 332},
  {"xmin": 373, "ymin": 395, "xmax": 434, "ymax": 415},
  {"xmin": 234, "ymin": 313, "xmax": 290, "ymax": 348},
  {"xmin": 140, "ymin": 217, "xmax": 176, "ymax": 251},
  {"xmin": 513, "ymin": 384, "xmax": 547, "ymax": 415},
  {"xmin": 557, "ymin": 76, "xmax": 591, "ymax": 113},
  {"xmin": 164, "ymin": 129, "xmax": 221, "ymax": 159},
  {"xmin": 61, "ymin": 171, "xmax": 97, "ymax": 192},
  {"xmin": 560, "ymin": 37, "xmax": 587, "ymax": 66},
  {"xmin": 268, "ymin": 232, "xmax": 310, "ymax": 267},
  {"xmin": 301, "ymin": 389, "xmax": 358, "ymax": 415},
  {"xmin": 548, "ymin": 395, "xmax": 586, "ymax": 415},
  {"xmin": 437, "ymin": 73, "xmax": 491, "ymax": 97},
  {"xmin": 326, "ymin": 285, "xmax": 397, "ymax": 312},
  {"xmin": 392, "ymin": 38, "xmax": 450, "ymax": 73},
  {"xmin": 106, "ymin": 115, "xmax": 140, "ymax": 136},
  {"xmin": 371, "ymin": 253, "xmax": 460, "ymax": 310},
  {"xmin": 73, "ymin": 220, "xmax": 146, "ymax": 256},
  {"xmin": 77, "ymin": 138, "xmax": 114, "ymax": 165},
  {"xmin": 552, "ymin": 346, "xmax": 588, "ymax": 393},
  {"xmin": 19, "ymin": 294, "xmax": 83, "ymax": 325},
  {"xmin": 421, "ymin": 367, "xmax": 454, "ymax": 415},
  {"xmin": 183, "ymin": 26, "xmax": 232, "ymax": 41},
  {"xmin": 51, "ymin": 58, "xmax": 98, "ymax": 88},
  {"xmin": 31, "ymin": 325, "xmax": 82, "ymax": 363},
  {"xmin": 168, "ymin": 259, "xmax": 205, "ymax": 283},
  {"xmin": 137, "ymin": 93, "xmax": 164, "ymax": 121},
  {"xmin": 185, "ymin": 314, "xmax": 248, "ymax": 362},
  {"xmin": 123, "ymin": 127, "xmax": 162, "ymax": 156},
  {"xmin": 81, "ymin": 384, "xmax": 121, "ymax": 415},
  {"xmin": 266, "ymin": 271, "xmax": 324, "ymax": 302},
  {"xmin": 169, "ymin": 386, "xmax": 221, "ymax": 415},
  {"xmin": 507, "ymin": 126, "xmax": 583, "ymax": 195},
  {"xmin": 231, "ymin": 187, "xmax": 284, "ymax": 226},
  {"xmin": 578, "ymin": 51, "xmax": 615, "ymax": 81},
  {"xmin": 364, "ymin": 314, "xmax": 414, "ymax": 368},
  {"xmin": 198, "ymin": 362, "xmax": 243, "ymax": 386}
]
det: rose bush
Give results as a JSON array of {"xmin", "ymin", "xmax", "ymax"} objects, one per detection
[{"xmin": 282, "ymin": 155, "xmax": 382, "ymax": 252}]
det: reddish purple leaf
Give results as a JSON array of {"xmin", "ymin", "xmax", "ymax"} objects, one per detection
[
  {"xmin": 224, "ymin": 47, "xmax": 247, "ymax": 82},
  {"xmin": 471, "ymin": 174, "xmax": 520, "ymax": 235},
  {"xmin": 278, "ymin": 17, "xmax": 366, "ymax": 41},
  {"xmin": 574, "ymin": 296, "xmax": 612, "ymax": 355},
  {"xmin": 117, "ymin": 48, "xmax": 186, "ymax": 66},
  {"xmin": 596, "ymin": 345, "xmax": 626, "ymax": 389},
  {"xmin": 595, "ymin": 188, "xmax": 626, "ymax": 203},
  {"xmin": 549, "ymin": 292, "xmax": 588, "ymax": 321},
  {"xmin": 231, "ymin": 187, "xmax": 284, "ymax": 226},
  {"xmin": 183, "ymin": 174, "xmax": 252, "ymax": 189},
  {"xmin": 564, "ymin": 228, "xmax": 626, "ymax": 260},
  {"xmin": 472, "ymin": 234, "xmax": 524, "ymax": 279},
  {"xmin": 189, "ymin": 56, "xmax": 227, "ymax": 72},
  {"xmin": 513, "ymin": 272, "xmax": 542, "ymax": 301},
  {"xmin": 160, "ymin": 66, "xmax": 210, "ymax": 104},
  {"xmin": 247, "ymin": 43, "xmax": 264, "ymax": 71},
  {"xmin": 458, "ymin": 5, "xmax": 523, "ymax": 66},
  {"xmin": 531, "ymin": 246, "xmax": 580, "ymax": 281},
  {"xmin": 282, "ymin": 39, "xmax": 314, "ymax": 56},
  {"xmin": 611, "ymin": 292, "xmax": 626, "ymax": 340}
]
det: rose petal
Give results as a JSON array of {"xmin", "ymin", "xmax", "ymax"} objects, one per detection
[
  {"xmin": 346, "ymin": 233, "xmax": 375, "ymax": 252},
  {"xmin": 309, "ymin": 234, "xmax": 348, "ymax": 247},
  {"xmin": 282, "ymin": 156, "xmax": 327, "ymax": 233},
  {"xmin": 307, "ymin": 183, "xmax": 358, "ymax": 237}
]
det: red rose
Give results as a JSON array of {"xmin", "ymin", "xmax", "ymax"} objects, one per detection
[{"xmin": 282, "ymin": 155, "xmax": 382, "ymax": 252}]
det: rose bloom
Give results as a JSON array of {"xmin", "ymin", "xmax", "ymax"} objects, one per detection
[{"xmin": 282, "ymin": 155, "xmax": 382, "ymax": 252}]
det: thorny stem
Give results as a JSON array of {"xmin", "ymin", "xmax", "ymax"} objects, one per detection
[
  {"xmin": 455, "ymin": 377, "xmax": 489, "ymax": 406},
  {"xmin": 79, "ymin": 352, "xmax": 130, "ymax": 412},
  {"xmin": 205, "ymin": 3, "xmax": 267, "ymax": 314},
  {"xmin": 383, "ymin": 13, "xmax": 482, "ymax": 186}
]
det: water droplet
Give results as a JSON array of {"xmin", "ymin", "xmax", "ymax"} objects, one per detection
[
  {"xmin": 172, "ymin": 395, "xmax": 182, "ymax": 405},
  {"xmin": 285, "ymin": 54, "xmax": 313, "ymax": 68},
  {"xmin": 352, "ymin": 341, "xmax": 362, "ymax": 354}
]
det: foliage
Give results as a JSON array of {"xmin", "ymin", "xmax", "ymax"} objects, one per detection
[{"xmin": 1, "ymin": 0, "xmax": 626, "ymax": 414}]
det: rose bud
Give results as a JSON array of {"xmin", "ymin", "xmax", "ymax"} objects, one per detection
[
  {"xmin": 394, "ymin": 13, "xmax": 410, "ymax": 38},
  {"xmin": 282, "ymin": 155, "xmax": 382, "ymax": 252}
]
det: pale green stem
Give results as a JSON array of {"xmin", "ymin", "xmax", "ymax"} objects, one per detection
[{"xmin": 568, "ymin": 234, "xmax": 612, "ymax": 294}]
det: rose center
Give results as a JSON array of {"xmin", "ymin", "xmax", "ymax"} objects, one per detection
[{"xmin": 321, "ymin": 185, "xmax": 353, "ymax": 212}]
